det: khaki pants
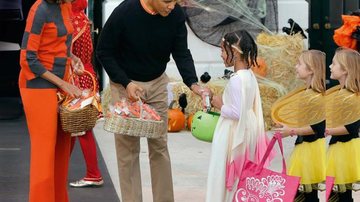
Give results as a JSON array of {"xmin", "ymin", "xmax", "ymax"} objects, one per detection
[{"xmin": 110, "ymin": 74, "xmax": 174, "ymax": 202}]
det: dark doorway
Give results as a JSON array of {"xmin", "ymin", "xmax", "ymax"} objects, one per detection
[{"xmin": 88, "ymin": 0, "xmax": 104, "ymax": 91}]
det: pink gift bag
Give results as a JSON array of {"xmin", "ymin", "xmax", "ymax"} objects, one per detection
[
  {"xmin": 234, "ymin": 133, "xmax": 300, "ymax": 202},
  {"xmin": 326, "ymin": 176, "xmax": 335, "ymax": 202}
]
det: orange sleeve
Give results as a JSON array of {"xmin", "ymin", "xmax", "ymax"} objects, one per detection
[{"xmin": 20, "ymin": 1, "xmax": 47, "ymax": 80}]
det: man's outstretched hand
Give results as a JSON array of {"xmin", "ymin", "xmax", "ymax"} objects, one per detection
[{"xmin": 191, "ymin": 83, "xmax": 213, "ymax": 111}]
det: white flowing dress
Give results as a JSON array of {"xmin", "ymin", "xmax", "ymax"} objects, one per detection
[{"xmin": 206, "ymin": 69, "xmax": 269, "ymax": 202}]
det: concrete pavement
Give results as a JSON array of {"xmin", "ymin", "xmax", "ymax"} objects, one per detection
[
  {"xmin": 1, "ymin": 116, "xmax": 359, "ymax": 201},
  {"xmin": 0, "ymin": 117, "xmax": 119, "ymax": 202},
  {"xmin": 93, "ymin": 121, "xmax": 212, "ymax": 202},
  {"xmin": 93, "ymin": 121, "xmax": 340, "ymax": 202},
  {"xmin": 94, "ymin": 122, "xmax": 360, "ymax": 202}
]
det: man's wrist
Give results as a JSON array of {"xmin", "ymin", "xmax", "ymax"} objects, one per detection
[
  {"xmin": 124, "ymin": 81, "xmax": 132, "ymax": 89},
  {"xmin": 190, "ymin": 82, "xmax": 199, "ymax": 89},
  {"xmin": 190, "ymin": 82, "xmax": 201, "ymax": 94}
]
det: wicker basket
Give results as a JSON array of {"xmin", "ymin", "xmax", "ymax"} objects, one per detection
[
  {"xmin": 59, "ymin": 70, "xmax": 99, "ymax": 134},
  {"xmin": 104, "ymin": 116, "xmax": 164, "ymax": 138},
  {"xmin": 103, "ymin": 100, "xmax": 164, "ymax": 138}
]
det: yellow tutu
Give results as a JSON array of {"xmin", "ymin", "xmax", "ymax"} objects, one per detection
[
  {"xmin": 288, "ymin": 138, "xmax": 326, "ymax": 184},
  {"xmin": 327, "ymin": 138, "xmax": 360, "ymax": 184}
]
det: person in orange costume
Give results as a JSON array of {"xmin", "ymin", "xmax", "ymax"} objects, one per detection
[
  {"xmin": 19, "ymin": 0, "xmax": 83, "ymax": 201},
  {"xmin": 68, "ymin": 0, "xmax": 104, "ymax": 187},
  {"xmin": 333, "ymin": 14, "xmax": 360, "ymax": 51}
]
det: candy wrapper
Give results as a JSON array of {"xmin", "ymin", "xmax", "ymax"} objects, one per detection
[
  {"xmin": 108, "ymin": 98, "xmax": 161, "ymax": 121},
  {"xmin": 62, "ymin": 88, "xmax": 101, "ymax": 112}
]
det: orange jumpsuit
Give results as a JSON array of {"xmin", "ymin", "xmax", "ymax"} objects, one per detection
[{"xmin": 19, "ymin": 0, "xmax": 73, "ymax": 201}]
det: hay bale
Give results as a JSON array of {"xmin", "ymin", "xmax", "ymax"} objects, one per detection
[
  {"xmin": 170, "ymin": 80, "xmax": 226, "ymax": 114},
  {"xmin": 258, "ymin": 84, "xmax": 281, "ymax": 130},
  {"xmin": 170, "ymin": 79, "xmax": 283, "ymax": 130},
  {"xmin": 256, "ymin": 33, "xmax": 305, "ymax": 92}
]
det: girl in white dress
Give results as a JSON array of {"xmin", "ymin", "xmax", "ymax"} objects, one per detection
[{"xmin": 206, "ymin": 30, "xmax": 269, "ymax": 202}]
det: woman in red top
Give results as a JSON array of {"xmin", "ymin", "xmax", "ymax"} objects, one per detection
[
  {"xmin": 68, "ymin": 0, "xmax": 104, "ymax": 187},
  {"xmin": 19, "ymin": 0, "xmax": 83, "ymax": 201}
]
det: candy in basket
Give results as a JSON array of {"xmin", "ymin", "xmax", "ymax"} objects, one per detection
[
  {"xmin": 103, "ymin": 98, "xmax": 164, "ymax": 138},
  {"xmin": 59, "ymin": 70, "xmax": 101, "ymax": 134}
]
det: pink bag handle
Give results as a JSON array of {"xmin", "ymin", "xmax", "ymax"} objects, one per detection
[{"xmin": 256, "ymin": 132, "xmax": 287, "ymax": 174}]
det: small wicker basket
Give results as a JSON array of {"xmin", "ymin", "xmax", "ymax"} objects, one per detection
[
  {"xmin": 103, "ymin": 99, "xmax": 164, "ymax": 138},
  {"xmin": 59, "ymin": 70, "xmax": 99, "ymax": 134}
]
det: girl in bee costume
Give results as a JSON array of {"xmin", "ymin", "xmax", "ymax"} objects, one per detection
[
  {"xmin": 326, "ymin": 48, "xmax": 360, "ymax": 202},
  {"xmin": 272, "ymin": 50, "xmax": 326, "ymax": 201}
]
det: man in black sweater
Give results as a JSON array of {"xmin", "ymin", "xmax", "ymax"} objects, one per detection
[{"xmin": 96, "ymin": 0, "xmax": 207, "ymax": 201}]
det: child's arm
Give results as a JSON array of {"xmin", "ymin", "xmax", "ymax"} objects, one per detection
[
  {"xmin": 326, "ymin": 126, "xmax": 349, "ymax": 136},
  {"xmin": 276, "ymin": 120, "xmax": 326, "ymax": 138},
  {"xmin": 291, "ymin": 126, "xmax": 316, "ymax": 136},
  {"xmin": 215, "ymin": 76, "xmax": 242, "ymax": 120},
  {"xmin": 327, "ymin": 120, "xmax": 360, "ymax": 136},
  {"xmin": 276, "ymin": 125, "xmax": 315, "ymax": 137}
]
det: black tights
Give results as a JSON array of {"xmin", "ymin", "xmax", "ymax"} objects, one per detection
[
  {"xmin": 304, "ymin": 190, "xmax": 319, "ymax": 202},
  {"xmin": 295, "ymin": 190, "xmax": 319, "ymax": 202},
  {"xmin": 338, "ymin": 190, "xmax": 353, "ymax": 202},
  {"xmin": 329, "ymin": 190, "xmax": 353, "ymax": 202}
]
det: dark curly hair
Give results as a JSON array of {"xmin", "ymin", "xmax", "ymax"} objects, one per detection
[{"xmin": 222, "ymin": 30, "xmax": 258, "ymax": 68}]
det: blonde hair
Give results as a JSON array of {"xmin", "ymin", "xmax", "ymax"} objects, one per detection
[
  {"xmin": 334, "ymin": 48, "xmax": 360, "ymax": 93},
  {"xmin": 299, "ymin": 50, "xmax": 326, "ymax": 93}
]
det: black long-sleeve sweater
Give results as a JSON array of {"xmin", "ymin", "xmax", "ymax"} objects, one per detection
[{"xmin": 96, "ymin": 0, "xmax": 198, "ymax": 88}]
